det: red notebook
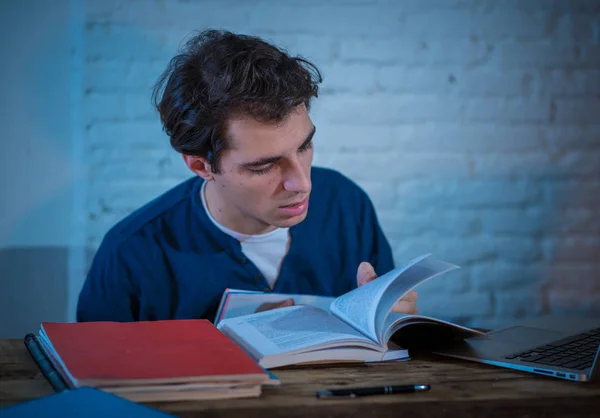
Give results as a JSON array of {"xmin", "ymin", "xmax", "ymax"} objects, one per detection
[{"xmin": 38, "ymin": 319, "xmax": 269, "ymax": 388}]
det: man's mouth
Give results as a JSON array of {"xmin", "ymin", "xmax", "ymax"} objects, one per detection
[
  {"xmin": 281, "ymin": 199, "xmax": 306, "ymax": 208},
  {"xmin": 278, "ymin": 197, "xmax": 310, "ymax": 216}
]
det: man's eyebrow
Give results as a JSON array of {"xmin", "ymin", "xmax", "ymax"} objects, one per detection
[
  {"xmin": 241, "ymin": 126, "xmax": 316, "ymax": 167},
  {"xmin": 299, "ymin": 125, "xmax": 316, "ymax": 149}
]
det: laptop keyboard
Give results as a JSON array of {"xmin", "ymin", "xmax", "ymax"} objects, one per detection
[{"xmin": 504, "ymin": 327, "xmax": 600, "ymax": 371}]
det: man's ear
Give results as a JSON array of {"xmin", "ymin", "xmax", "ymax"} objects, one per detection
[{"xmin": 182, "ymin": 154, "xmax": 214, "ymax": 181}]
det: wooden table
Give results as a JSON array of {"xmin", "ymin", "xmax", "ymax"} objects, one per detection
[{"xmin": 1, "ymin": 339, "xmax": 599, "ymax": 417}]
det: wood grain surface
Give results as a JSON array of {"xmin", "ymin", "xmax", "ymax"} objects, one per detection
[{"xmin": 1, "ymin": 339, "xmax": 599, "ymax": 417}]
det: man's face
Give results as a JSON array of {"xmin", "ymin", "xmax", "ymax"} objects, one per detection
[{"xmin": 205, "ymin": 104, "xmax": 315, "ymax": 235}]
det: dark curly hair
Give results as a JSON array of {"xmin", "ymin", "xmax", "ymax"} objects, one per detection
[{"xmin": 152, "ymin": 29, "xmax": 323, "ymax": 173}]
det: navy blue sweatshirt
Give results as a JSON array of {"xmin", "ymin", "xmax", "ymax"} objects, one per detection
[{"xmin": 76, "ymin": 167, "xmax": 394, "ymax": 323}]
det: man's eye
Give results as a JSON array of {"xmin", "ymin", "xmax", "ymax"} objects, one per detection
[
  {"xmin": 250, "ymin": 165, "xmax": 273, "ymax": 175},
  {"xmin": 299, "ymin": 140, "xmax": 313, "ymax": 152}
]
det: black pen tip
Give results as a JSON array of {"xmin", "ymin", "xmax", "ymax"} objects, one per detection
[{"xmin": 316, "ymin": 390, "xmax": 332, "ymax": 399}]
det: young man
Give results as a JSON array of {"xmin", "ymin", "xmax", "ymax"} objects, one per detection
[{"xmin": 76, "ymin": 29, "xmax": 418, "ymax": 323}]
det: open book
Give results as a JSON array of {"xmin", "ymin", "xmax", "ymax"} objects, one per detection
[
  {"xmin": 214, "ymin": 288, "xmax": 335, "ymax": 324},
  {"xmin": 217, "ymin": 254, "xmax": 486, "ymax": 369}
]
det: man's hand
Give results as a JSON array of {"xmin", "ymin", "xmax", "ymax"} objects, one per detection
[
  {"xmin": 356, "ymin": 261, "xmax": 418, "ymax": 315},
  {"xmin": 254, "ymin": 298, "xmax": 295, "ymax": 313}
]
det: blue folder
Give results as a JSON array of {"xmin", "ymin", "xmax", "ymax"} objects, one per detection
[{"xmin": 0, "ymin": 387, "xmax": 175, "ymax": 418}]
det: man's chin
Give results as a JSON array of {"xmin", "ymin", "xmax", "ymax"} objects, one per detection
[{"xmin": 272, "ymin": 210, "xmax": 309, "ymax": 228}]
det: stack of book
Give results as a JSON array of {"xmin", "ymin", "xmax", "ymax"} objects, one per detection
[{"xmin": 26, "ymin": 319, "xmax": 276, "ymax": 402}]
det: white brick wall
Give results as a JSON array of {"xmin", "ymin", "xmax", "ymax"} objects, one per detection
[{"xmin": 83, "ymin": 0, "xmax": 600, "ymax": 328}]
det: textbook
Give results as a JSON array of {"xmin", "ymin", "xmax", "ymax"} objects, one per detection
[
  {"xmin": 27, "ymin": 319, "xmax": 273, "ymax": 402},
  {"xmin": 214, "ymin": 288, "xmax": 335, "ymax": 324},
  {"xmin": 217, "ymin": 254, "xmax": 486, "ymax": 369}
]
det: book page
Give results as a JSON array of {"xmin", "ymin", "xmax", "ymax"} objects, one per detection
[
  {"xmin": 375, "ymin": 257, "xmax": 459, "ymax": 342},
  {"xmin": 329, "ymin": 254, "xmax": 433, "ymax": 343},
  {"xmin": 218, "ymin": 305, "xmax": 377, "ymax": 358},
  {"xmin": 214, "ymin": 289, "xmax": 334, "ymax": 324},
  {"xmin": 381, "ymin": 313, "xmax": 486, "ymax": 344}
]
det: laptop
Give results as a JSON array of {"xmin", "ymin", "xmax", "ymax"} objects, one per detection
[{"xmin": 431, "ymin": 314, "xmax": 600, "ymax": 382}]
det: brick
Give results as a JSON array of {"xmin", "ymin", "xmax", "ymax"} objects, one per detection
[
  {"xmin": 390, "ymin": 124, "xmax": 545, "ymax": 153},
  {"xmin": 394, "ymin": 237, "xmax": 497, "ymax": 266},
  {"xmin": 89, "ymin": 157, "xmax": 166, "ymax": 182},
  {"xmin": 397, "ymin": 10, "xmax": 476, "ymax": 39},
  {"xmin": 480, "ymin": 0, "xmax": 600, "ymax": 13},
  {"xmin": 476, "ymin": 150, "xmax": 600, "ymax": 182},
  {"xmin": 396, "ymin": 180, "xmax": 543, "ymax": 209},
  {"xmin": 86, "ymin": 121, "xmax": 166, "ymax": 146},
  {"xmin": 85, "ymin": 24, "xmax": 173, "ymax": 61},
  {"xmin": 554, "ymin": 14, "xmax": 598, "ymax": 42},
  {"xmin": 466, "ymin": 98, "xmax": 549, "ymax": 122},
  {"xmin": 339, "ymin": 38, "xmax": 491, "ymax": 66},
  {"xmin": 88, "ymin": 179, "xmax": 182, "ymax": 213},
  {"xmin": 544, "ymin": 126, "xmax": 600, "ymax": 152},
  {"xmin": 252, "ymin": 33, "xmax": 338, "ymax": 64},
  {"xmin": 414, "ymin": 291, "xmax": 493, "ymax": 320},
  {"xmin": 479, "ymin": 208, "xmax": 546, "ymax": 236},
  {"xmin": 494, "ymin": 289, "xmax": 545, "ymax": 318},
  {"xmin": 382, "ymin": 207, "xmax": 545, "ymax": 240},
  {"xmin": 492, "ymin": 236, "xmax": 542, "ymax": 263},
  {"xmin": 584, "ymin": 46, "xmax": 600, "ymax": 67},
  {"xmin": 374, "ymin": 10, "xmax": 549, "ymax": 41},
  {"xmin": 543, "ymin": 264, "xmax": 600, "ymax": 292},
  {"xmin": 313, "ymin": 94, "xmax": 465, "ymax": 124},
  {"xmin": 379, "ymin": 68, "xmax": 536, "ymax": 97},
  {"xmin": 378, "ymin": 67, "xmax": 450, "ymax": 95},
  {"xmin": 569, "ymin": 0, "xmax": 600, "ymax": 12},
  {"xmin": 84, "ymin": 92, "xmax": 155, "ymax": 122},
  {"xmin": 543, "ymin": 180, "xmax": 600, "ymax": 209},
  {"xmin": 378, "ymin": 209, "xmax": 483, "ymax": 239},
  {"xmin": 539, "ymin": 70, "xmax": 600, "ymax": 95},
  {"xmin": 84, "ymin": 61, "xmax": 166, "ymax": 91},
  {"xmin": 86, "ymin": 0, "xmax": 125, "ymax": 20},
  {"xmin": 555, "ymin": 98, "xmax": 600, "ymax": 124},
  {"xmin": 86, "ymin": 122, "xmax": 176, "ymax": 181},
  {"xmin": 548, "ymin": 290, "xmax": 600, "ymax": 315},
  {"xmin": 472, "ymin": 11, "xmax": 555, "ymax": 41},
  {"xmin": 249, "ymin": 4, "xmax": 401, "ymax": 36},
  {"xmin": 543, "ymin": 209, "xmax": 600, "ymax": 234},
  {"xmin": 327, "ymin": 153, "xmax": 470, "ymax": 181},
  {"xmin": 88, "ymin": 0, "xmax": 252, "ymax": 31},
  {"xmin": 454, "ymin": 70, "xmax": 536, "ymax": 97},
  {"xmin": 351, "ymin": 180, "xmax": 398, "ymax": 210},
  {"xmin": 554, "ymin": 151, "xmax": 600, "ymax": 177},
  {"xmin": 395, "ymin": 0, "xmax": 482, "ymax": 11},
  {"xmin": 499, "ymin": 42, "xmax": 583, "ymax": 69},
  {"xmin": 314, "ymin": 125, "xmax": 396, "ymax": 151},
  {"xmin": 471, "ymin": 152, "xmax": 553, "ymax": 180},
  {"xmin": 320, "ymin": 63, "xmax": 378, "ymax": 94},
  {"xmin": 471, "ymin": 262, "xmax": 545, "ymax": 291},
  {"xmin": 543, "ymin": 237, "xmax": 600, "ymax": 263},
  {"xmin": 88, "ymin": 143, "xmax": 172, "ymax": 176}
]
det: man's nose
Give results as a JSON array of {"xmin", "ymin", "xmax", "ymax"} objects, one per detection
[{"xmin": 282, "ymin": 158, "xmax": 310, "ymax": 193}]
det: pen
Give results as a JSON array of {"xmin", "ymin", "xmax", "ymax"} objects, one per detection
[{"xmin": 316, "ymin": 384, "xmax": 430, "ymax": 399}]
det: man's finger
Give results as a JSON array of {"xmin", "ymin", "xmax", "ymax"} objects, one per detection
[
  {"xmin": 391, "ymin": 300, "xmax": 418, "ymax": 315},
  {"xmin": 255, "ymin": 298, "xmax": 295, "ymax": 313},
  {"xmin": 402, "ymin": 290, "xmax": 418, "ymax": 303},
  {"xmin": 357, "ymin": 262, "xmax": 377, "ymax": 286}
]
